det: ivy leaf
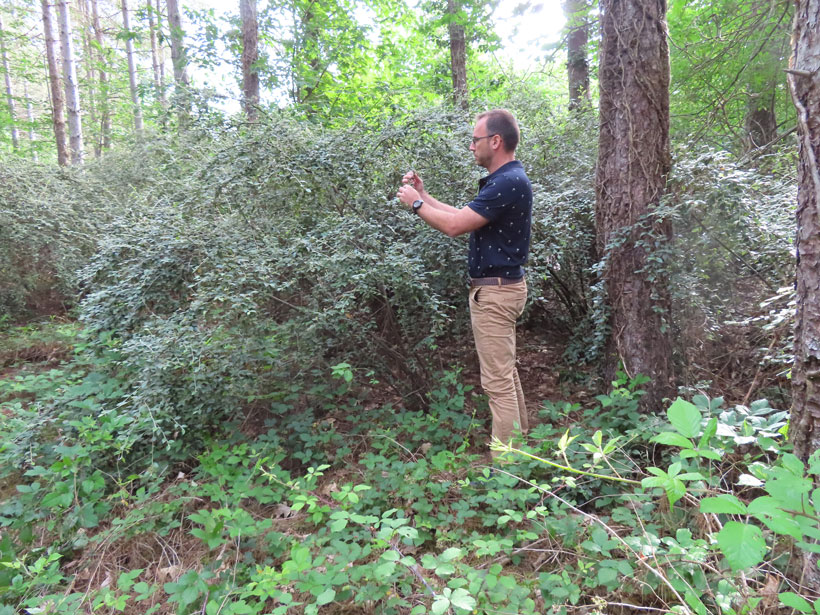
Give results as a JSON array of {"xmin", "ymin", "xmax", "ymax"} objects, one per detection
[
  {"xmin": 667, "ymin": 398, "xmax": 702, "ymax": 438},
  {"xmin": 717, "ymin": 521, "xmax": 766, "ymax": 570}
]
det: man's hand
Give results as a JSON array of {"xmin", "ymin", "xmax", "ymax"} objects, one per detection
[
  {"xmin": 396, "ymin": 183, "xmax": 420, "ymax": 208},
  {"xmin": 402, "ymin": 170, "xmax": 424, "ymax": 194}
]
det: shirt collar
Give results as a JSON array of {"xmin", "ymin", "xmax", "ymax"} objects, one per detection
[{"xmin": 479, "ymin": 160, "xmax": 523, "ymax": 188}]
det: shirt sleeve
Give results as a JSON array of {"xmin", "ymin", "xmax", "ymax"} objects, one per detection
[{"xmin": 467, "ymin": 177, "xmax": 512, "ymax": 223}]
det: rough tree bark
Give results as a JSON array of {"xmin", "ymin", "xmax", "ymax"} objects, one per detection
[
  {"xmin": 57, "ymin": 0, "xmax": 83, "ymax": 164},
  {"xmin": 563, "ymin": 0, "xmax": 590, "ymax": 110},
  {"xmin": 0, "ymin": 13, "xmax": 20, "ymax": 150},
  {"xmin": 789, "ymin": 2, "xmax": 820, "ymax": 589},
  {"xmin": 447, "ymin": 0, "xmax": 468, "ymax": 110},
  {"xmin": 121, "ymin": 0, "xmax": 144, "ymax": 135},
  {"xmin": 90, "ymin": 0, "xmax": 111, "ymax": 151},
  {"xmin": 240, "ymin": 0, "xmax": 259, "ymax": 120},
  {"xmin": 595, "ymin": 0, "xmax": 674, "ymax": 411},
  {"xmin": 166, "ymin": 0, "xmax": 189, "ymax": 122},
  {"xmin": 41, "ymin": 0, "xmax": 69, "ymax": 166}
]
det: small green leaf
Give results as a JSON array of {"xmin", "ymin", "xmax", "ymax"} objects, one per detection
[
  {"xmin": 440, "ymin": 547, "xmax": 462, "ymax": 562},
  {"xmin": 778, "ymin": 592, "xmax": 814, "ymax": 614},
  {"xmin": 700, "ymin": 495, "xmax": 747, "ymax": 515},
  {"xmin": 651, "ymin": 432, "xmax": 695, "ymax": 449},
  {"xmin": 316, "ymin": 588, "xmax": 335, "ymax": 606},
  {"xmin": 717, "ymin": 521, "xmax": 767, "ymax": 570},
  {"xmin": 449, "ymin": 588, "xmax": 476, "ymax": 611},
  {"xmin": 667, "ymin": 398, "xmax": 702, "ymax": 438}
]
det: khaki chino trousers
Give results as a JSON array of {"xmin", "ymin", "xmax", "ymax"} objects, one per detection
[{"xmin": 468, "ymin": 280, "xmax": 528, "ymax": 457}]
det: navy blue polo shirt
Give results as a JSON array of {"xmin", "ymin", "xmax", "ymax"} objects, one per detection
[{"xmin": 467, "ymin": 160, "xmax": 532, "ymax": 279}]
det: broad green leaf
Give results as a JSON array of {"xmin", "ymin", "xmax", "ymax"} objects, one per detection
[
  {"xmin": 449, "ymin": 588, "xmax": 476, "ymax": 611},
  {"xmin": 717, "ymin": 521, "xmax": 766, "ymax": 570},
  {"xmin": 651, "ymin": 432, "xmax": 695, "ymax": 449},
  {"xmin": 431, "ymin": 596, "xmax": 450, "ymax": 615},
  {"xmin": 316, "ymin": 588, "xmax": 335, "ymax": 606},
  {"xmin": 440, "ymin": 547, "xmax": 463, "ymax": 562},
  {"xmin": 778, "ymin": 592, "xmax": 814, "ymax": 614},
  {"xmin": 700, "ymin": 495, "xmax": 747, "ymax": 515},
  {"xmin": 685, "ymin": 590, "xmax": 708, "ymax": 615},
  {"xmin": 667, "ymin": 398, "xmax": 702, "ymax": 438}
]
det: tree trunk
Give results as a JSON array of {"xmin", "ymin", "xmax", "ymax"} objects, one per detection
[
  {"xmin": 563, "ymin": 0, "xmax": 590, "ymax": 111},
  {"xmin": 41, "ymin": 0, "xmax": 69, "ymax": 166},
  {"xmin": 166, "ymin": 0, "xmax": 189, "ymax": 122},
  {"xmin": 90, "ymin": 0, "xmax": 110, "ymax": 151},
  {"xmin": 23, "ymin": 81, "xmax": 37, "ymax": 161},
  {"xmin": 57, "ymin": 0, "xmax": 83, "ymax": 164},
  {"xmin": 744, "ymin": 93, "xmax": 778, "ymax": 150},
  {"xmin": 447, "ymin": 0, "xmax": 468, "ymax": 110},
  {"xmin": 789, "ymin": 1, "xmax": 820, "ymax": 589},
  {"xmin": 146, "ymin": 0, "xmax": 166, "ymax": 111},
  {"xmin": 594, "ymin": 0, "xmax": 674, "ymax": 411},
  {"xmin": 78, "ymin": 0, "xmax": 99, "ymax": 157},
  {"xmin": 155, "ymin": 0, "xmax": 166, "ymax": 93},
  {"xmin": 240, "ymin": 0, "xmax": 259, "ymax": 120},
  {"xmin": 0, "ymin": 13, "xmax": 20, "ymax": 150},
  {"xmin": 121, "ymin": 0, "xmax": 144, "ymax": 135}
]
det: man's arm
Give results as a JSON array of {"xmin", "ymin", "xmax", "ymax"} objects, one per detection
[
  {"xmin": 417, "ymin": 201, "xmax": 489, "ymax": 237},
  {"xmin": 401, "ymin": 171, "xmax": 459, "ymax": 213},
  {"xmin": 396, "ymin": 177, "xmax": 489, "ymax": 237}
]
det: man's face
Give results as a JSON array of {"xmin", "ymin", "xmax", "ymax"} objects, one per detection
[{"xmin": 469, "ymin": 118, "xmax": 493, "ymax": 169}]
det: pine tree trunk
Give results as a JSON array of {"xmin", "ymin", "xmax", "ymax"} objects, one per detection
[
  {"xmin": 240, "ymin": 0, "xmax": 259, "ymax": 120},
  {"xmin": 447, "ymin": 0, "xmax": 468, "ymax": 110},
  {"xmin": 790, "ymin": 0, "xmax": 820, "ymax": 483},
  {"xmin": 90, "ymin": 0, "xmax": 110, "ymax": 151},
  {"xmin": 41, "ymin": 0, "xmax": 69, "ymax": 166},
  {"xmin": 789, "ymin": 0, "xmax": 820, "ymax": 592},
  {"xmin": 563, "ymin": 0, "xmax": 590, "ymax": 110},
  {"xmin": 57, "ymin": 0, "xmax": 83, "ymax": 164},
  {"xmin": 0, "ymin": 14, "xmax": 20, "ymax": 150},
  {"xmin": 121, "ymin": 0, "xmax": 144, "ymax": 135},
  {"xmin": 594, "ymin": 0, "xmax": 674, "ymax": 411},
  {"xmin": 146, "ymin": 0, "xmax": 166, "ymax": 110}
]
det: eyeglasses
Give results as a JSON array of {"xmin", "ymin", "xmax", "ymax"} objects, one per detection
[{"xmin": 471, "ymin": 134, "xmax": 497, "ymax": 145}]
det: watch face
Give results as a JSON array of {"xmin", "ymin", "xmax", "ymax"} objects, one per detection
[{"xmin": 413, "ymin": 200, "xmax": 423, "ymax": 211}]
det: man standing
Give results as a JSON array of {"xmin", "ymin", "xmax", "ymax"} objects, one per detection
[{"xmin": 396, "ymin": 109, "xmax": 533, "ymax": 456}]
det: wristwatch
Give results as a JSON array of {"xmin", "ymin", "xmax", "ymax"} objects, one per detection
[{"xmin": 412, "ymin": 199, "xmax": 424, "ymax": 215}]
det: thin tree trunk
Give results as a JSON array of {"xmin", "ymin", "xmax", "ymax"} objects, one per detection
[
  {"xmin": 447, "ymin": 0, "xmax": 468, "ymax": 110},
  {"xmin": 41, "ymin": 0, "xmax": 69, "ymax": 166},
  {"xmin": 240, "ymin": 0, "xmax": 259, "ymax": 120},
  {"xmin": 79, "ymin": 0, "xmax": 98, "ymax": 157},
  {"xmin": 0, "ymin": 13, "xmax": 20, "ymax": 150},
  {"xmin": 121, "ymin": 0, "xmax": 144, "ymax": 135},
  {"xmin": 166, "ymin": 0, "xmax": 189, "ymax": 122},
  {"xmin": 594, "ymin": 0, "xmax": 673, "ymax": 411},
  {"xmin": 23, "ymin": 81, "xmax": 37, "ymax": 161},
  {"xmin": 155, "ymin": 0, "xmax": 166, "ymax": 95},
  {"xmin": 789, "ymin": 1, "xmax": 820, "ymax": 589},
  {"xmin": 90, "ymin": 0, "xmax": 110, "ymax": 151},
  {"xmin": 57, "ymin": 0, "xmax": 83, "ymax": 164},
  {"xmin": 563, "ymin": 0, "xmax": 590, "ymax": 110},
  {"xmin": 146, "ymin": 0, "xmax": 166, "ymax": 110}
]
